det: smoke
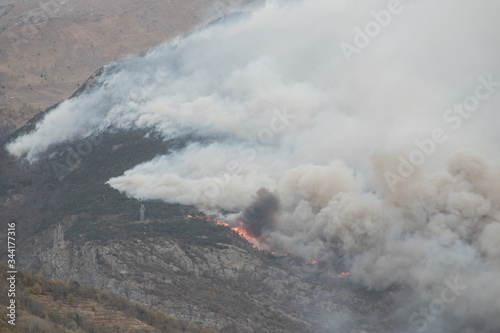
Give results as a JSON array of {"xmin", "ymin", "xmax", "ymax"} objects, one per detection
[
  {"xmin": 5, "ymin": 0, "xmax": 500, "ymax": 331},
  {"xmin": 238, "ymin": 188, "xmax": 279, "ymax": 238}
]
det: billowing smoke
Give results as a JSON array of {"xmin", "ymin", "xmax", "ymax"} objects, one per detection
[
  {"xmin": 238, "ymin": 188, "xmax": 279, "ymax": 238},
  {"xmin": 6, "ymin": 0, "xmax": 500, "ymax": 331}
]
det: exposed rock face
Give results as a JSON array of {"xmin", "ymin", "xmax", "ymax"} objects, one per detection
[{"xmin": 18, "ymin": 220, "xmax": 392, "ymax": 333}]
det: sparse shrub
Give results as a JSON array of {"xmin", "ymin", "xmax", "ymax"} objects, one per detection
[
  {"xmin": 0, "ymin": 308, "xmax": 16, "ymax": 332},
  {"xmin": 29, "ymin": 283, "xmax": 42, "ymax": 295},
  {"xmin": 47, "ymin": 311, "xmax": 63, "ymax": 325},
  {"xmin": 69, "ymin": 280, "xmax": 80, "ymax": 293},
  {"xmin": 0, "ymin": 260, "xmax": 216, "ymax": 333},
  {"xmin": 17, "ymin": 314, "xmax": 64, "ymax": 333}
]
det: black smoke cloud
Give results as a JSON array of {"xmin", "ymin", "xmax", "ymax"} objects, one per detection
[{"xmin": 238, "ymin": 188, "xmax": 279, "ymax": 238}]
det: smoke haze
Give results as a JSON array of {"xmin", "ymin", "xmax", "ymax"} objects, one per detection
[{"xmin": 6, "ymin": 0, "xmax": 500, "ymax": 331}]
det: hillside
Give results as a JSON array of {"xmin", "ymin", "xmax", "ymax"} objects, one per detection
[
  {"xmin": 0, "ymin": 115, "xmax": 394, "ymax": 332},
  {"xmin": 0, "ymin": 261, "xmax": 216, "ymax": 333}
]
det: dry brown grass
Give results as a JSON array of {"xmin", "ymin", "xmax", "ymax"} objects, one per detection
[{"xmin": 0, "ymin": 0, "xmax": 255, "ymax": 137}]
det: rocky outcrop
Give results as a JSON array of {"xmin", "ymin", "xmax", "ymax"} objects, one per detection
[{"xmin": 18, "ymin": 222, "xmax": 393, "ymax": 333}]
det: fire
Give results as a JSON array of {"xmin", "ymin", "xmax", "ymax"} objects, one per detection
[
  {"xmin": 185, "ymin": 215, "xmax": 351, "ymax": 277},
  {"xmin": 271, "ymin": 251, "xmax": 288, "ymax": 257},
  {"xmin": 185, "ymin": 215, "xmax": 266, "ymax": 250},
  {"xmin": 230, "ymin": 221, "xmax": 265, "ymax": 250},
  {"xmin": 305, "ymin": 259, "xmax": 319, "ymax": 265},
  {"xmin": 183, "ymin": 215, "xmax": 351, "ymax": 277}
]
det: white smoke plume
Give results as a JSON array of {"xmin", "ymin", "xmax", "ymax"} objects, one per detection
[{"xmin": 6, "ymin": 0, "xmax": 500, "ymax": 331}]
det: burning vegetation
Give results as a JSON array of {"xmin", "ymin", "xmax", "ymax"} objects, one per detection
[
  {"xmin": 185, "ymin": 214, "xmax": 265, "ymax": 250},
  {"xmin": 185, "ymin": 214, "xmax": 351, "ymax": 278}
]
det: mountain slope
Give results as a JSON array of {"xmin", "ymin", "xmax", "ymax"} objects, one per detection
[
  {"xmin": 0, "ymin": 109, "xmax": 393, "ymax": 332},
  {"xmin": 0, "ymin": 261, "xmax": 216, "ymax": 333}
]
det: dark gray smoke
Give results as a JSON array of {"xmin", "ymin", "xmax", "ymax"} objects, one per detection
[{"xmin": 238, "ymin": 188, "xmax": 279, "ymax": 238}]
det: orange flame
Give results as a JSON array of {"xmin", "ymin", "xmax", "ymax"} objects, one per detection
[
  {"xmin": 230, "ymin": 221, "xmax": 265, "ymax": 250},
  {"xmin": 305, "ymin": 259, "xmax": 319, "ymax": 265},
  {"xmin": 184, "ymin": 216, "xmax": 351, "ymax": 275},
  {"xmin": 186, "ymin": 215, "xmax": 265, "ymax": 249},
  {"xmin": 216, "ymin": 220, "xmax": 229, "ymax": 226},
  {"xmin": 185, "ymin": 216, "xmax": 352, "ymax": 277},
  {"xmin": 271, "ymin": 251, "xmax": 288, "ymax": 257}
]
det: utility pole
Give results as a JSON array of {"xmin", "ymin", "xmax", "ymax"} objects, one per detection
[
  {"xmin": 53, "ymin": 223, "xmax": 64, "ymax": 248},
  {"xmin": 140, "ymin": 204, "xmax": 145, "ymax": 223}
]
